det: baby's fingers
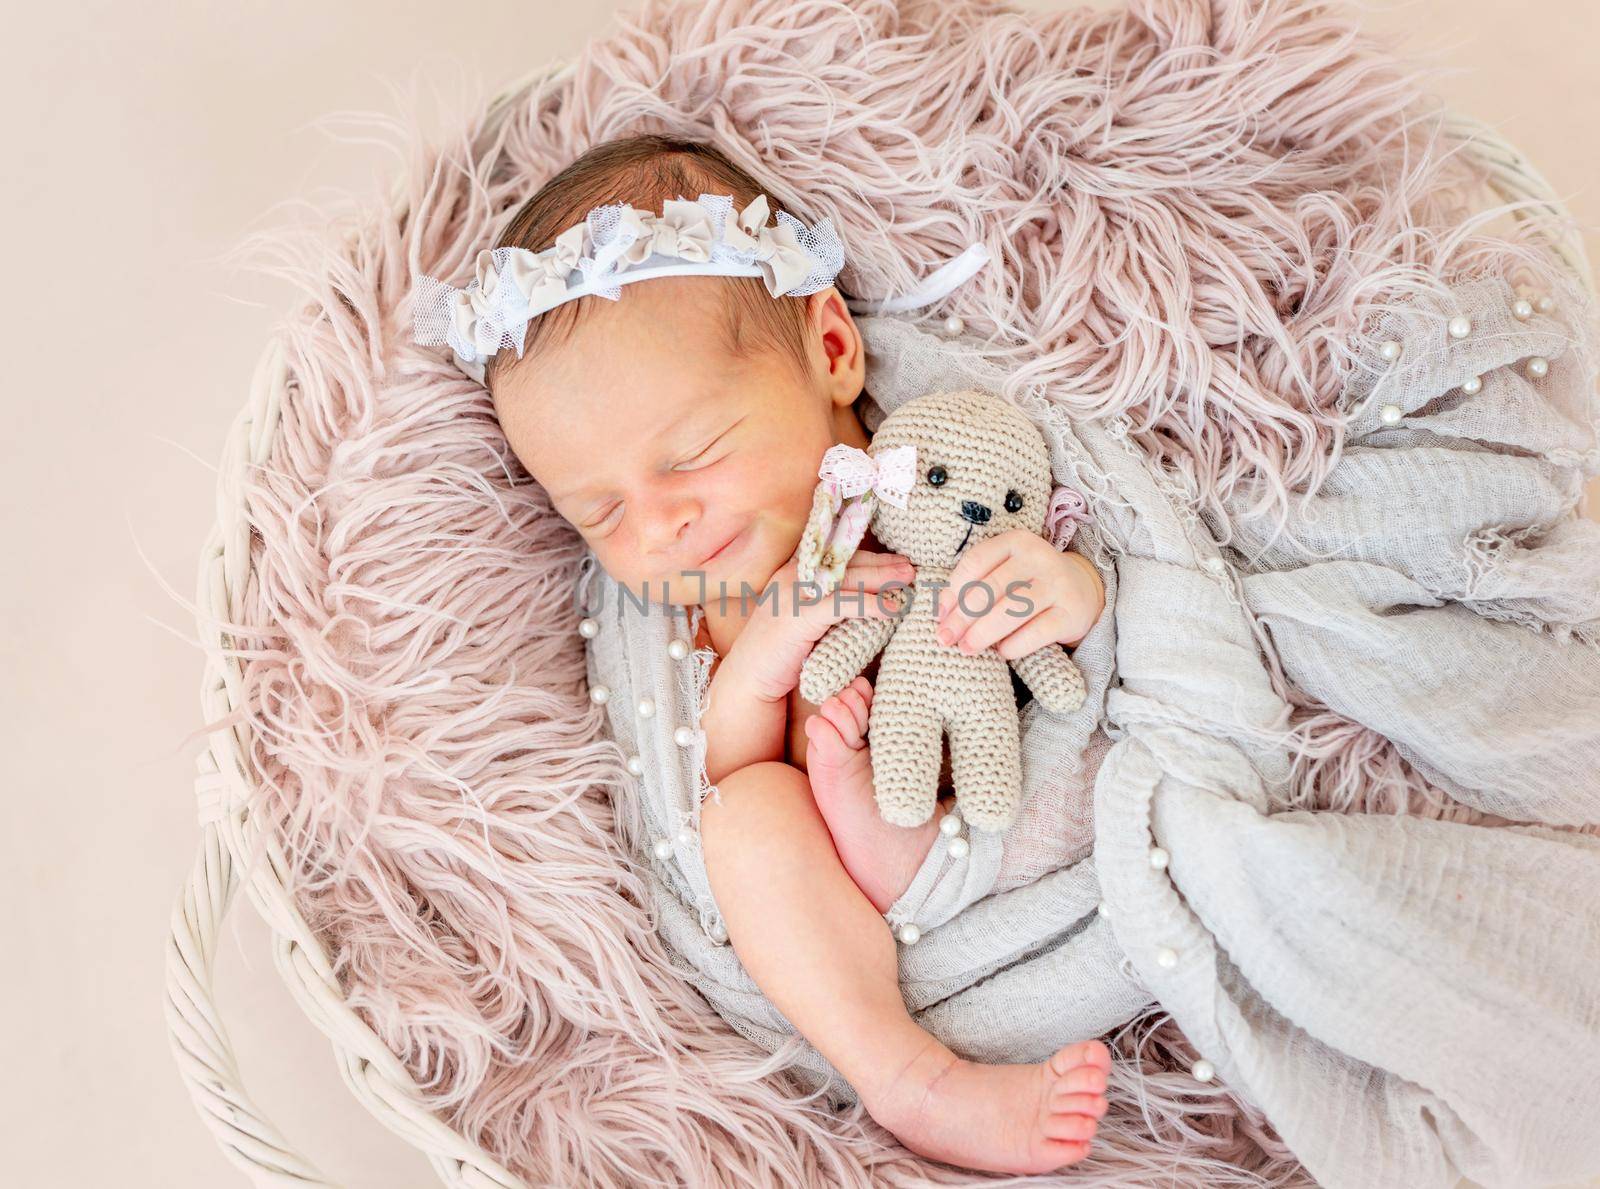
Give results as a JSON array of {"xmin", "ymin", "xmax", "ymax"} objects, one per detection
[
  {"xmin": 839, "ymin": 552, "xmax": 915, "ymax": 597},
  {"xmin": 803, "ymin": 579, "xmax": 909, "ymax": 630}
]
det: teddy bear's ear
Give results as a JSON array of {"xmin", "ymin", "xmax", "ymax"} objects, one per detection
[
  {"xmin": 796, "ymin": 479, "xmax": 878, "ymax": 595},
  {"xmin": 796, "ymin": 482, "xmax": 841, "ymax": 586}
]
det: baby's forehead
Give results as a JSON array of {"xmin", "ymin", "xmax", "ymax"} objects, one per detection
[
  {"xmin": 494, "ymin": 299, "xmax": 742, "ymax": 453},
  {"xmin": 608, "ymin": 272, "xmax": 734, "ymax": 330},
  {"xmin": 505, "ymin": 299, "xmax": 732, "ymax": 401},
  {"xmin": 567, "ymin": 277, "xmax": 737, "ymax": 373}
]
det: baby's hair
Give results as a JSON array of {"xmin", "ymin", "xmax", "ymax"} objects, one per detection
[{"xmin": 485, "ymin": 133, "xmax": 818, "ymax": 392}]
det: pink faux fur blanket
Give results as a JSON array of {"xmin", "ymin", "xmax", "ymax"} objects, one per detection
[{"xmin": 215, "ymin": 0, "xmax": 1572, "ymax": 1184}]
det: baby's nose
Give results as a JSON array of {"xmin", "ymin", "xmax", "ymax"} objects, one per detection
[{"xmin": 960, "ymin": 500, "xmax": 991, "ymax": 525}]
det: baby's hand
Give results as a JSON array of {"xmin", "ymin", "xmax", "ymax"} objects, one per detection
[
  {"xmin": 726, "ymin": 551, "xmax": 913, "ymax": 705},
  {"xmin": 935, "ymin": 529, "xmax": 1104, "ymax": 658},
  {"xmin": 700, "ymin": 552, "xmax": 911, "ymax": 784}
]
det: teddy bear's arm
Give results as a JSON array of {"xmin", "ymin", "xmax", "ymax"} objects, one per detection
[
  {"xmin": 798, "ymin": 614, "xmax": 896, "ymax": 705},
  {"xmin": 1011, "ymin": 643, "xmax": 1087, "ymax": 715}
]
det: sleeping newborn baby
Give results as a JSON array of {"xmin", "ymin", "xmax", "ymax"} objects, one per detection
[{"xmin": 476, "ymin": 136, "xmax": 1108, "ymax": 1176}]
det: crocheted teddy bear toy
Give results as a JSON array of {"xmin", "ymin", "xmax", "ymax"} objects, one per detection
[{"xmin": 796, "ymin": 388, "xmax": 1088, "ymax": 832}]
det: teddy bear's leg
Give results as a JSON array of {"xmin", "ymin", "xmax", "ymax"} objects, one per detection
[
  {"xmin": 946, "ymin": 705, "xmax": 1023, "ymax": 833},
  {"xmin": 868, "ymin": 696, "xmax": 944, "ymax": 828}
]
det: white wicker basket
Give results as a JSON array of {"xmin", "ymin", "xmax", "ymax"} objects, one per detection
[{"xmin": 164, "ymin": 65, "xmax": 1595, "ymax": 1186}]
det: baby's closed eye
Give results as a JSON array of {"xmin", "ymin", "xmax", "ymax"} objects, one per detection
[{"xmin": 570, "ymin": 420, "xmax": 744, "ymax": 535}]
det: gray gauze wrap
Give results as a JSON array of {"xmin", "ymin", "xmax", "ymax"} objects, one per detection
[{"xmin": 583, "ymin": 273, "xmax": 1600, "ymax": 1189}]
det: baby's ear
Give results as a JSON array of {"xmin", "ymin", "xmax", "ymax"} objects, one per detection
[{"xmin": 797, "ymin": 481, "xmax": 877, "ymax": 595}]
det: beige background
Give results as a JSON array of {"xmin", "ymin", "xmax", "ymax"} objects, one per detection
[{"xmin": 2, "ymin": 2, "xmax": 1594, "ymax": 1185}]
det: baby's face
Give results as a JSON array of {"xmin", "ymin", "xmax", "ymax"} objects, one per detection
[{"xmin": 493, "ymin": 276, "xmax": 866, "ymax": 607}]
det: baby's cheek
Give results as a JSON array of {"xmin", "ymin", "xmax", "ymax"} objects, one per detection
[{"xmin": 731, "ymin": 446, "xmax": 812, "ymax": 520}]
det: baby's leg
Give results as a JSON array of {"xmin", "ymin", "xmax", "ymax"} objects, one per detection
[{"xmin": 701, "ymin": 761, "xmax": 1110, "ymax": 1176}]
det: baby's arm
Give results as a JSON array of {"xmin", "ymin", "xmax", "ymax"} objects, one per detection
[{"xmin": 699, "ymin": 650, "xmax": 785, "ymax": 785}]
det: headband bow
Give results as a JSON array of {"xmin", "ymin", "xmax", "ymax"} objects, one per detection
[
  {"xmin": 501, "ymin": 223, "xmax": 587, "ymax": 313},
  {"xmin": 648, "ymin": 198, "xmax": 718, "ymax": 262}
]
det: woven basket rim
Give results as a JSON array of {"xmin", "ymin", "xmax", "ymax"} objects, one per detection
[{"xmin": 165, "ymin": 75, "xmax": 1596, "ymax": 1189}]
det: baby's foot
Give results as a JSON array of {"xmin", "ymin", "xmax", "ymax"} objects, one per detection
[
  {"xmin": 864, "ymin": 1037, "xmax": 1112, "ymax": 1175},
  {"xmin": 805, "ymin": 676, "xmax": 944, "ymax": 913}
]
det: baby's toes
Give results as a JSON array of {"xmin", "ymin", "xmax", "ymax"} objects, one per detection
[
  {"xmin": 822, "ymin": 681, "xmax": 872, "ymax": 748},
  {"xmin": 836, "ymin": 677, "xmax": 872, "ymax": 726},
  {"xmin": 1048, "ymin": 1090, "xmax": 1108, "ymax": 1120},
  {"xmin": 817, "ymin": 700, "xmax": 864, "ymax": 750},
  {"xmin": 1042, "ymin": 1111, "xmax": 1098, "ymax": 1144},
  {"xmin": 1050, "ymin": 1039, "xmax": 1111, "ymax": 1077},
  {"xmin": 1046, "ymin": 1044, "xmax": 1109, "ymax": 1098},
  {"xmin": 1037, "ymin": 1139, "xmax": 1089, "ymax": 1167},
  {"xmin": 804, "ymin": 712, "xmax": 849, "ymax": 760}
]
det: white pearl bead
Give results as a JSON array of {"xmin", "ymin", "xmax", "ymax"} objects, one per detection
[
  {"xmin": 938, "ymin": 813, "xmax": 963, "ymax": 837},
  {"xmin": 1097, "ymin": 900, "xmax": 1111, "ymax": 920},
  {"xmin": 578, "ymin": 617, "xmax": 599, "ymax": 639},
  {"xmin": 674, "ymin": 726, "xmax": 696, "ymax": 747},
  {"xmin": 1447, "ymin": 315, "xmax": 1471, "ymax": 340},
  {"xmin": 1527, "ymin": 355, "xmax": 1549, "ymax": 379},
  {"xmin": 897, "ymin": 923, "xmax": 921, "ymax": 945},
  {"xmin": 947, "ymin": 836, "xmax": 970, "ymax": 859},
  {"xmin": 588, "ymin": 683, "xmax": 611, "ymax": 705},
  {"xmin": 942, "ymin": 314, "xmax": 965, "ymax": 337},
  {"xmin": 626, "ymin": 754, "xmax": 643, "ymax": 776},
  {"xmin": 675, "ymin": 828, "xmax": 693, "ymax": 847},
  {"xmin": 708, "ymin": 919, "xmax": 728, "ymax": 943},
  {"xmin": 636, "ymin": 696, "xmax": 656, "ymax": 718},
  {"xmin": 1536, "ymin": 295, "xmax": 1556, "ymax": 314},
  {"xmin": 651, "ymin": 837, "xmax": 672, "ymax": 860},
  {"xmin": 1148, "ymin": 846, "xmax": 1169, "ymax": 870},
  {"xmin": 1379, "ymin": 404, "xmax": 1403, "ymax": 426},
  {"xmin": 1379, "ymin": 340, "xmax": 1402, "ymax": 362},
  {"xmin": 1512, "ymin": 298, "xmax": 1533, "ymax": 320},
  {"xmin": 667, "ymin": 638, "xmax": 689, "ymax": 660},
  {"xmin": 1157, "ymin": 946, "xmax": 1178, "ymax": 969},
  {"xmin": 1461, "ymin": 374, "xmax": 1483, "ymax": 395},
  {"xmin": 1192, "ymin": 1058, "xmax": 1216, "ymax": 1083}
]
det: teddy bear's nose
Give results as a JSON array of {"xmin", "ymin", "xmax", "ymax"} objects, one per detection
[{"xmin": 960, "ymin": 500, "xmax": 991, "ymax": 525}]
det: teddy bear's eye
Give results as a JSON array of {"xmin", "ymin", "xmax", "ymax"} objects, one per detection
[
  {"xmin": 1004, "ymin": 490, "xmax": 1023, "ymax": 513},
  {"xmin": 926, "ymin": 465, "xmax": 947, "ymax": 487}
]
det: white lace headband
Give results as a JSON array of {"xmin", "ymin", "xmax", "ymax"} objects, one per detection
[{"xmin": 411, "ymin": 189, "xmax": 991, "ymax": 382}]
